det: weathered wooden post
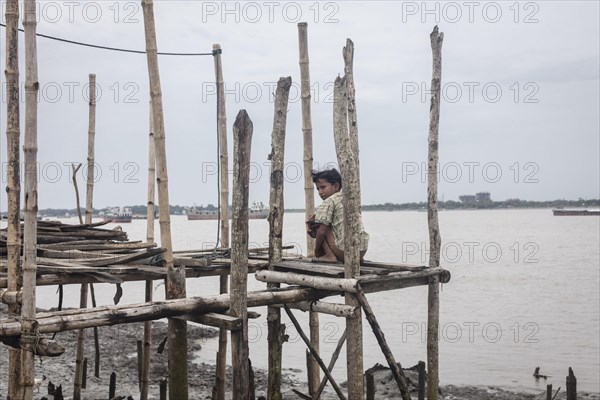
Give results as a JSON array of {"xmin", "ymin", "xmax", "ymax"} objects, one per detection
[
  {"xmin": 20, "ymin": 0, "xmax": 40, "ymax": 397},
  {"xmin": 427, "ymin": 25, "xmax": 444, "ymax": 400},
  {"xmin": 231, "ymin": 110, "xmax": 253, "ymax": 399},
  {"xmin": 566, "ymin": 367, "xmax": 577, "ymax": 400},
  {"xmin": 366, "ymin": 371, "xmax": 375, "ymax": 400},
  {"xmin": 4, "ymin": 0, "xmax": 22, "ymax": 397},
  {"xmin": 267, "ymin": 76, "xmax": 292, "ymax": 400},
  {"xmin": 142, "ymin": 1, "xmax": 188, "ymax": 398},
  {"xmin": 546, "ymin": 384, "xmax": 553, "ymax": 400},
  {"xmin": 141, "ymin": 99, "xmax": 156, "ymax": 400},
  {"xmin": 297, "ymin": 22, "xmax": 320, "ymax": 395},
  {"xmin": 333, "ymin": 38, "xmax": 364, "ymax": 400},
  {"xmin": 418, "ymin": 361, "xmax": 426, "ymax": 400},
  {"xmin": 109, "ymin": 371, "xmax": 117, "ymax": 399},
  {"xmin": 74, "ymin": 72, "xmax": 97, "ymax": 399},
  {"xmin": 85, "ymin": 73, "xmax": 96, "ymax": 225},
  {"xmin": 213, "ymin": 43, "xmax": 230, "ymax": 400},
  {"xmin": 355, "ymin": 285, "xmax": 411, "ymax": 400}
]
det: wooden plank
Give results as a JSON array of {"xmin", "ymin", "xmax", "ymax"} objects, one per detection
[
  {"xmin": 177, "ymin": 312, "xmax": 243, "ymax": 331},
  {"xmin": 360, "ymin": 260, "xmax": 426, "ymax": 271},
  {"xmin": 273, "ymin": 261, "xmax": 345, "ymax": 277},
  {"xmin": 173, "ymin": 257, "xmax": 210, "ymax": 267}
]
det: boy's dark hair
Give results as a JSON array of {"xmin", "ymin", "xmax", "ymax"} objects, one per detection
[{"xmin": 312, "ymin": 168, "xmax": 342, "ymax": 190}]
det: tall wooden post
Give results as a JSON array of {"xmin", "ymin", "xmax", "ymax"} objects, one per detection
[
  {"xmin": 213, "ymin": 43, "xmax": 230, "ymax": 400},
  {"xmin": 427, "ymin": 26, "xmax": 444, "ymax": 400},
  {"xmin": 4, "ymin": 0, "xmax": 22, "ymax": 397},
  {"xmin": 566, "ymin": 367, "xmax": 577, "ymax": 400},
  {"xmin": 333, "ymin": 38, "xmax": 365, "ymax": 400},
  {"xmin": 142, "ymin": 1, "xmax": 188, "ymax": 399},
  {"xmin": 141, "ymin": 100, "xmax": 156, "ymax": 400},
  {"xmin": 20, "ymin": 0, "xmax": 40, "ymax": 397},
  {"xmin": 297, "ymin": 22, "xmax": 320, "ymax": 395},
  {"xmin": 267, "ymin": 77, "xmax": 292, "ymax": 400},
  {"xmin": 231, "ymin": 110, "xmax": 253, "ymax": 399},
  {"xmin": 74, "ymin": 73, "xmax": 96, "ymax": 399},
  {"xmin": 85, "ymin": 74, "xmax": 96, "ymax": 225}
]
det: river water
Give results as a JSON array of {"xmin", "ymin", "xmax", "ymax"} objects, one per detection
[{"xmin": 27, "ymin": 209, "xmax": 600, "ymax": 393}]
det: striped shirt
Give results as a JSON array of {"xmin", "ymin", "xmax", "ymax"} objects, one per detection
[{"xmin": 314, "ymin": 191, "xmax": 369, "ymax": 252}]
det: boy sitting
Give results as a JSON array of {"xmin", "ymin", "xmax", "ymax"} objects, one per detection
[{"xmin": 307, "ymin": 168, "xmax": 369, "ymax": 263}]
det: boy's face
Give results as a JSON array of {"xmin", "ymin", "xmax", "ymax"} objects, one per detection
[{"xmin": 315, "ymin": 178, "xmax": 340, "ymax": 200}]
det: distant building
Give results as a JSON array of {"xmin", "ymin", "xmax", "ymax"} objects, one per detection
[
  {"xmin": 476, "ymin": 192, "xmax": 491, "ymax": 203},
  {"xmin": 459, "ymin": 195, "xmax": 476, "ymax": 204}
]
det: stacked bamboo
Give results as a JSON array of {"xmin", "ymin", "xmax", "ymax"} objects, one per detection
[{"xmin": 0, "ymin": 220, "xmax": 164, "ymax": 285}]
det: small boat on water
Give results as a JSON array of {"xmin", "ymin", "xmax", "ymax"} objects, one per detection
[
  {"xmin": 186, "ymin": 201, "xmax": 269, "ymax": 221},
  {"xmin": 103, "ymin": 207, "xmax": 133, "ymax": 223},
  {"xmin": 552, "ymin": 208, "xmax": 600, "ymax": 216}
]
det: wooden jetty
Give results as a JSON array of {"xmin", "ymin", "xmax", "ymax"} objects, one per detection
[{"xmin": 0, "ymin": 2, "xmax": 448, "ymax": 398}]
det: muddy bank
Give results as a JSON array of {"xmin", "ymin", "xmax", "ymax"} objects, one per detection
[{"xmin": 0, "ymin": 318, "xmax": 598, "ymax": 399}]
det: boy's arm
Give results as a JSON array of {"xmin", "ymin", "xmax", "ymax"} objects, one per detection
[{"xmin": 314, "ymin": 223, "xmax": 328, "ymax": 255}]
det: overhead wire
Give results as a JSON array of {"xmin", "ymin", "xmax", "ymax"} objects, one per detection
[{"xmin": 0, "ymin": 22, "xmax": 214, "ymax": 56}]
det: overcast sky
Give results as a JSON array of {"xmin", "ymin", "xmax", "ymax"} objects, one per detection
[{"xmin": 0, "ymin": 0, "xmax": 598, "ymax": 210}]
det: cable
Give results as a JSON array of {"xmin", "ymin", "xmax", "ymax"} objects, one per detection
[{"xmin": 0, "ymin": 23, "xmax": 214, "ymax": 56}]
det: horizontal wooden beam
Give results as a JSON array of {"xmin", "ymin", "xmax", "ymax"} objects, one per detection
[
  {"xmin": 0, "ymin": 289, "xmax": 22, "ymax": 305},
  {"xmin": 274, "ymin": 300, "xmax": 357, "ymax": 318},
  {"xmin": 176, "ymin": 310, "xmax": 261, "ymax": 330},
  {"xmin": 255, "ymin": 270, "xmax": 358, "ymax": 292},
  {"xmin": 0, "ymin": 286, "xmax": 331, "ymax": 337},
  {"xmin": 0, "ymin": 263, "xmax": 267, "ymax": 288}
]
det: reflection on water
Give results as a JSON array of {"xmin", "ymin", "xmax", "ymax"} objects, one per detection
[{"xmin": 28, "ymin": 209, "xmax": 600, "ymax": 392}]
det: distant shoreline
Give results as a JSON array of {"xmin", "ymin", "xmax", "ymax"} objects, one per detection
[{"xmin": 19, "ymin": 199, "xmax": 599, "ymax": 218}]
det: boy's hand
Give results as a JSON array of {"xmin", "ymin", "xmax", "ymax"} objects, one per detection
[{"xmin": 306, "ymin": 215, "xmax": 318, "ymax": 238}]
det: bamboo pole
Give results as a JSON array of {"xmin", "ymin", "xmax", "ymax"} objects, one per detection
[
  {"xmin": 20, "ymin": 0, "xmax": 39, "ymax": 396},
  {"xmin": 214, "ymin": 44, "xmax": 230, "ymax": 248},
  {"xmin": 4, "ymin": 0, "xmax": 22, "ymax": 397},
  {"xmin": 283, "ymin": 306, "xmax": 346, "ymax": 400},
  {"xmin": 257, "ymin": 270, "xmax": 358, "ymax": 292},
  {"xmin": 72, "ymin": 163, "xmax": 83, "ymax": 224},
  {"xmin": 427, "ymin": 26, "xmax": 444, "ymax": 400},
  {"xmin": 266, "ymin": 76, "xmax": 292, "ymax": 400},
  {"xmin": 0, "ymin": 286, "xmax": 334, "ymax": 337},
  {"xmin": 297, "ymin": 23, "xmax": 315, "ymax": 257},
  {"xmin": 74, "ymin": 71, "xmax": 97, "ymax": 400},
  {"xmin": 355, "ymin": 284, "xmax": 411, "ymax": 400},
  {"xmin": 85, "ymin": 73, "xmax": 96, "ymax": 225},
  {"xmin": 213, "ymin": 43, "xmax": 229, "ymax": 400},
  {"xmin": 274, "ymin": 301, "xmax": 357, "ymax": 319},
  {"xmin": 333, "ymin": 38, "xmax": 364, "ymax": 400},
  {"xmin": 230, "ymin": 110, "xmax": 253, "ymax": 399},
  {"xmin": 297, "ymin": 23, "xmax": 320, "ymax": 395},
  {"xmin": 73, "ymin": 281, "xmax": 88, "ymax": 399},
  {"xmin": 141, "ymin": 99, "xmax": 156, "ymax": 400},
  {"xmin": 313, "ymin": 329, "xmax": 347, "ymax": 399},
  {"xmin": 141, "ymin": 2, "xmax": 188, "ymax": 398}
]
